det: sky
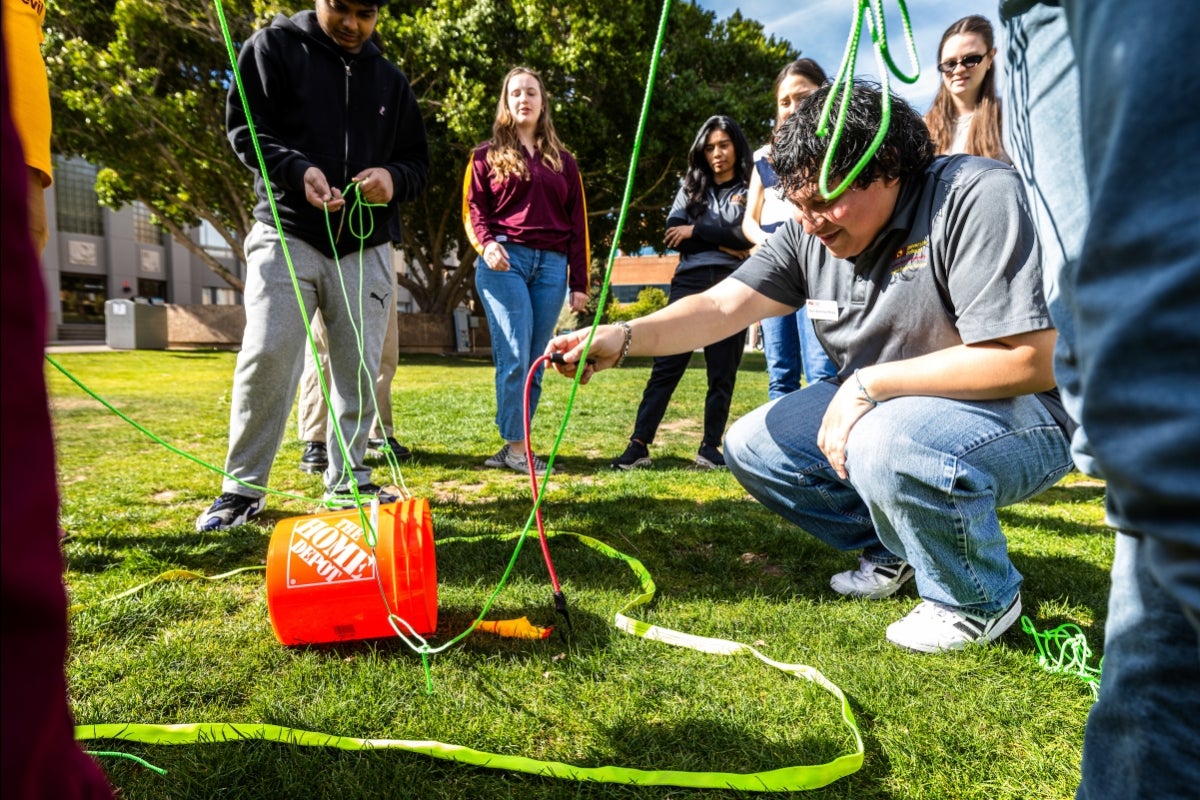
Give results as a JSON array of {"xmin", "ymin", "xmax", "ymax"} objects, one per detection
[{"xmin": 695, "ymin": 0, "xmax": 998, "ymax": 113}]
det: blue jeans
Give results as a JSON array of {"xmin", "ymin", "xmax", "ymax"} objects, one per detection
[
  {"xmin": 725, "ymin": 381, "xmax": 1073, "ymax": 616},
  {"xmin": 760, "ymin": 307, "xmax": 838, "ymax": 400},
  {"xmin": 1002, "ymin": 2, "xmax": 1200, "ymax": 796},
  {"xmin": 474, "ymin": 243, "xmax": 568, "ymax": 442},
  {"xmin": 1077, "ymin": 533, "xmax": 1200, "ymax": 799}
]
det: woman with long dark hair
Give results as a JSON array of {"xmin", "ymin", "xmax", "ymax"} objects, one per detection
[
  {"xmin": 924, "ymin": 15, "xmax": 1009, "ymax": 161},
  {"xmin": 465, "ymin": 67, "xmax": 590, "ymax": 474},
  {"xmin": 611, "ymin": 115, "xmax": 753, "ymax": 470},
  {"xmin": 743, "ymin": 59, "xmax": 838, "ymax": 400}
]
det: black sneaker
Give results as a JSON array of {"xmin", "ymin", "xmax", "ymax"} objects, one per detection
[
  {"xmin": 694, "ymin": 443, "xmax": 726, "ymax": 470},
  {"xmin": 299, "ymin": 441, "xmax": 328, "ymax": 473},
  {"xmin": 195, "ymin": 493, "xmax": 266, "ymax": 532},
  {"xmin": 611, "ymin": 440, "xmax": 651, "ymax": 470},
  {"xmin": 367, "ymin": 437, "xmax": 413, "ymax": 462},
  {"xmin": 322, "ymin": 483, "xmax": 400, "ymax": 509}
]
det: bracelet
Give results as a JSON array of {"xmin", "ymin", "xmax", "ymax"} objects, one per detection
[
  {"xmin": 853, "ymin": 369, "xmax": 879, "ymax": 408},
  {"xmin": 614, "ymin": 321, "xmax": 633, "ymax": 368}
]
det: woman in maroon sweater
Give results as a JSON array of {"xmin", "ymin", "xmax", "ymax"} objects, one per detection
[{"xmin": 464, "ymin": 67, "xmax": 589, "ymax": 474}]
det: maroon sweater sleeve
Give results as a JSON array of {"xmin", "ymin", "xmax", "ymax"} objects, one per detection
[
  {"xmin": 1, "ymin": 48, "xmax": 114, "ymax": 800},
  {"xmin": 561, "ymin": 152, "xmax": 590, "ymax": 294},
  {"xmin": 463, "ymin": 144, "xmax": 495, "ymax": 255}
]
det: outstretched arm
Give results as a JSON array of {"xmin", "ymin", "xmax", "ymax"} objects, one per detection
[{"xmin": 546, "ymin": 277, "xmax": 791, "ymax": 383}]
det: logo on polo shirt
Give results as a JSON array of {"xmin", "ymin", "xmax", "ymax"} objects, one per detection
[{"xmin": 889, "ymin": 238, "xmax": 929, "ymax": 282}]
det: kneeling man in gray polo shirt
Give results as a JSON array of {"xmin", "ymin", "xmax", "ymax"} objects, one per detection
[{"xmin": 547, "ymin": 82, "xmax": 1074, "ymax": 652}]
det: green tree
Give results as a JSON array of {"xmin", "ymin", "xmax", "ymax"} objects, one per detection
[
  {"xmin": 47, "ymin": 0, "xmax": 281, "ymax": 292},
  {"xmin": 48, "ymin": 0, "xmax": 794, "ymax": 309}
]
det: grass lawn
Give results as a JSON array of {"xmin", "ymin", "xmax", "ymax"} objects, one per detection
[{"xmin": 48, "ymin": 349, "xmax": 1110, "ymax": 799}]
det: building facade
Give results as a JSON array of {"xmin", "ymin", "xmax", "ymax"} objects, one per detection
[{"xmin": 42, "ymin": 156, "xmax": 419, "ymax": 343}]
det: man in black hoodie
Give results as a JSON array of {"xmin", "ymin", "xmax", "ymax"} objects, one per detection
[{"xmin": 198, "ymin": 0, "xmax": 428, "ymax": 531}]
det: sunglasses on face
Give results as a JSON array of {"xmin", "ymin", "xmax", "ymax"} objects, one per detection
[{"xmin": 937, "ymin": 54, "xmax": 986, "ymax": 74}]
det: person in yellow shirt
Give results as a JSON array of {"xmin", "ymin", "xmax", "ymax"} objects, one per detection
[{"xmin": 2, "ymin": 0, "xmax": 53, "ymax": 254}]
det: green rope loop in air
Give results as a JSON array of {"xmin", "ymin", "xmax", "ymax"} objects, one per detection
[
  {"xmin": 76, "ymin": 530, "xmax": 865, "ymax": 792},
  {"xmin": 817, "ymin": 0, "xmax": 919, "ymax": 200}
]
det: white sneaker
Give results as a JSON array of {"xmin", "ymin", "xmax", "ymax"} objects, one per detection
[
  {"xmin": 195, "ymin": 493, "xmax": 266, "ymax": 532},
  {"xmin": 484, "ymin": 444, "xmax": 553, "ymax": 475},
  {"xmin": 830, "ymin": 557, "xmax": 915, "ymax": 599},
  {"xmin": 886, "ymin": 593, "xmax": 1023, "ymax": 653},
  {"xmin": 484, "ymin": 445, "xmax": 510, "ymax": 469}
]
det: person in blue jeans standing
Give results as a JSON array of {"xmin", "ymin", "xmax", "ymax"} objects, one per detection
[
  {"xmin": 549, "ymin": 84, "xmax": 1074, "ymax": 652},
  {"xmin": 1000, "ymin": 2, "xmax": 1200, "ymax": 797},
  {"xmin": 464, "ymin": 67, "xmax": 590, "ymax": 475},
  {"xmin": 743, "ymin": 59, "xmax": 838, "ymax": 399}
]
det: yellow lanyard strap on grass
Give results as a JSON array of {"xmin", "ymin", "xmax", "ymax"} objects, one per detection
[{"xmin": 76, "ymin": 531, "xmax": 864, "ymax": 791}]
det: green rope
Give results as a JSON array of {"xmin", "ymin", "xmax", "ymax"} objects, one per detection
[
  {"xmin": 412, "ymin": 0, "xmax": 679, "ymax": 662},
  {"xmin": 214, "ymin": 0, "xmax": 396, "ymax": 536},
  {"xmin": 817, "ymin": 0, "xmax": 919, "ymax": 200},
  {"xmin": 489, "ymin": 0, "xmax": 676, "ymax": 580},
  {"xmin": 1021, "ymin": 616, "xmax": 1103, "ymax": 700},
  {"xmin": 85, "ymin": 750, "xmax": 167, "ymax": 776},
  {"xmin": 44, "ymin": 355, "xmax": 319, "ymax": 507}
]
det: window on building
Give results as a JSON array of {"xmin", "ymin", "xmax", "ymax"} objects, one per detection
[
  {"xmin": 203, "ymin": 287, "xmax": 237, "ymax": 305},
  {"xmin": 132, "ymin": 202, "xmax": 163, "ymax": 245},
  {"xmin": 138, "ymin": 278, "xmax": 167, "ymax": 302},
  {"xmin": 199, "ymin": 220, "xmax": 233, "ymax": 258},
  {"xmin": 59, "ymin": 273, "xmax": 108, "ymax": 324},
  {"xmin": 54, "ymin": 157, "xmax": 104, "ymax": 236}
]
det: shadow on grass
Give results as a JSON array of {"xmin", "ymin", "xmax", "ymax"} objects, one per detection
[
  {"xmin": 165, "ymin": 352, "xmax": 226, "ymax": 360},
  {"xmin": 1022, "ymin": 479, "xmax": 1106, "ymax": 506},
  {"xmin": 999, "ymin": 504, "xmax": 1109, "ymax": 537}
]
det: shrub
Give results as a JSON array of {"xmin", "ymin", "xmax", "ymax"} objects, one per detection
[{"xmin": 606, "ymin": 287, "xmax": 668, "ymax": 322}]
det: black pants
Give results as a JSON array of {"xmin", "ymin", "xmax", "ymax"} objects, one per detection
[{"xmin": 630, "ymin": 266, "xmax": 747, "ymax": 448}]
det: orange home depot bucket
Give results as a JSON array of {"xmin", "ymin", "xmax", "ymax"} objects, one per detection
[{"xmin": 265, "ymin": 498, "xmax": 437, "ymax": 645}]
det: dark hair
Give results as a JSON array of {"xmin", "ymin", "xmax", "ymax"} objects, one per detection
[
  {"xmin": 774, "ymin": 58, "xmax": 828, "ymax": 97},
  {"xmin": 683, "ymin": 115, "xmax": 752, "ymax": 216},
  {"xmin": 772, "ymin": 81, "xmax": 935, "ymax": 198},
  {"xmin": 924, "ymin": 15, "xmax": 1005, "ymax": 159}
]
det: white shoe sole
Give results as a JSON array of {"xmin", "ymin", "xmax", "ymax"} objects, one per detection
[
  {"xmin": 830, "ymin": 563, "xmax": 915, "ymax": 599},
  {"xmin": 886, "ymin": 594, "xmax": 1023, "ymax": 653}
]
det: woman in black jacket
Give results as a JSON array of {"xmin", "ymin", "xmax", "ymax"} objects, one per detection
[{"xmin": 612, "ymin": 115, "xmax": 753, "ymax": 470}]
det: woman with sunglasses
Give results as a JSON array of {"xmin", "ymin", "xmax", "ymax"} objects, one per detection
[{"xmin": 924, "ymin": 15, "xmax": 1009, "ymax": 162}]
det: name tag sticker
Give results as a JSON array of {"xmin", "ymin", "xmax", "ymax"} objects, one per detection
[{"xmin": 807, "ymin": 298, "xmax": 839, "ymax": 321}]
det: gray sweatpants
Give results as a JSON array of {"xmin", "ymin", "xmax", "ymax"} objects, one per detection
[
  {"xmin": 297, "ymin": 265, "xmax": 400, "ymax": 443},
  {"xmin": 221, "ymin": 222, "xmax": 392, "ymax": 497}
]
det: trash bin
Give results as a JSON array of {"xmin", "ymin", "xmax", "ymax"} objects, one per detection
[
  {"xmin": 105, "ymin": 299, "xmax": 168, "ymax": 350},
  {"xmin": 452, "ymin": 306, "xmax": 471, "ymax": 353}
]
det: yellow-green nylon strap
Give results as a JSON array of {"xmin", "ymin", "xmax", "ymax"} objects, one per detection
[{"xmin": 76, "ymin": 531, "xmax": 864, "ymax": 791}]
